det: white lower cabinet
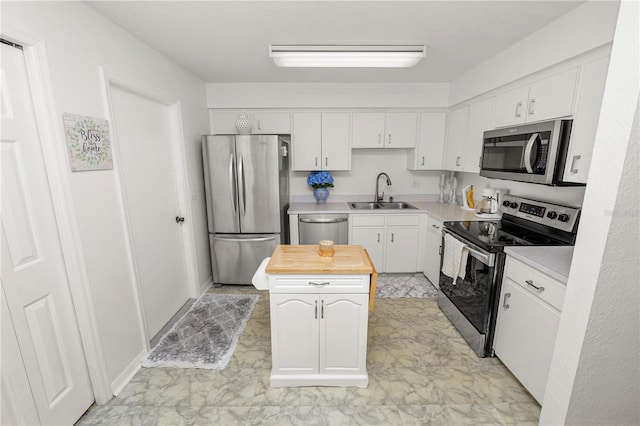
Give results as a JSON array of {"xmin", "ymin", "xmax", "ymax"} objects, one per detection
[
  {"xmin": 349, "ymin": 214, "xmax": 423, "ymax": 273},
  {"xmin": 493, "ymin": 256, "xmax": 566, "ymax": 404},
  {"xmin": 269, "ymin": 278, "xmax": 369, "ymax": 387},
  {"xmin": 423, "ymin": 215, "xmax": 444, "ymax": 286}
]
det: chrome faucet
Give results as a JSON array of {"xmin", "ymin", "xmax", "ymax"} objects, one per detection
[{"xmin": 374, "ymin": 172, "xmax": 392, "ymax": 202}]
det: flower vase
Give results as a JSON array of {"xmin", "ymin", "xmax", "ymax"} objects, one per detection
[
  {"xmin": 235, "ymin": 110, "xmax": 252, "ymax": 134},
  {"xmin": 313, "ymin": 188, "xmax": 330, "ymax": 204}
]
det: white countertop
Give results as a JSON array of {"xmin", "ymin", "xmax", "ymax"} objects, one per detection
[
  {"xmin": 288, "ymin": 200, "xmax": 480, "ymax": 222},
  {"xmin": 504, "ymin": 246, "xmax": 574, "ymax": 284}
]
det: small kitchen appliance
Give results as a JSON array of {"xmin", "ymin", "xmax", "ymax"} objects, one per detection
[
  {"xmin": 474, "ymin": 188, "xmax": 506, "ymax": 219},
  {"xmin": 480, "ymin": 119, "xmax": 584, "ymax": 186},
  {"xmin": 202, "ymin": 135, "xmax": 290, "ymax": 285},
  {"xmin": 438, "ymin": 194, "xmax": 581, "ymax": 357}
]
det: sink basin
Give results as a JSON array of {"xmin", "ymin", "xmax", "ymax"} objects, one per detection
[
  {"xmin": 376, "ymin": 202, "xmax": 417, "ymax": 209},
  {"xmin": 349, "ymin": 202, "xmax": 380, "ymax": 210},
  {"xmin": 349, "ymin": 201, "xmax": 417, "ymax": 210}
]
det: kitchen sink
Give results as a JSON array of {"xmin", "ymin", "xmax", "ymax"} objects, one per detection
[{"xmin": 349, "ymin": 201, "xmax": 417, "ymax": 210}]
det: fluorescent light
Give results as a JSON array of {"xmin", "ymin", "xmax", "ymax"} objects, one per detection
[{"xmin": 269, "ymin": 45, "xmax": 426, "ymax": 68}]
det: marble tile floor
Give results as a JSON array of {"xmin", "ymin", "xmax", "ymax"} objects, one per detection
[{"xmin": 78, "ymin": 285, "xmax": 540, "ymax": 425}]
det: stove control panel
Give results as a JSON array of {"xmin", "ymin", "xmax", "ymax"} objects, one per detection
[{"xmin": 500, "ymin": 195, "xmax": 581, "ymax": 233}]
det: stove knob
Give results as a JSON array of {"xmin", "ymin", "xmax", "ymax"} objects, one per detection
[
  {"xmin": 502, "ymin": 200, "xmax": 510, "ymax": 207},
  {"xmin": 547, "ymin": 211, "xmax": 558, "ymax": 219},
  {"xmin": 509, "ymin": 202, "xmax": 518, "ymax": 209},
  {"xmin": 558, "ymin": 213, "xmax": 570, "ymax": 222}
]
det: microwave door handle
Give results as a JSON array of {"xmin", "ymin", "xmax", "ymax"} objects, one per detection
[{"xmin": 524, "ymin": 133, "xmax": 539, "ymax": 173}]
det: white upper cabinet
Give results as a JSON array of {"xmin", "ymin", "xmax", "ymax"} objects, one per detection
[
  {"xmin": 408, "ymin": 112, "xmax": 447, "ymax": 170},
  {"xmin": 252, "ymin": 112, "xmax": 291, "ymax": 134},
  {"xmin": 463, "ymin": 97, "xmax": 495, "ymax": 173},
  {"xmin": 443, "ymin": 105, "xmax": 469, "ymax": 171},
  {"xmin": 210, "ymin": 110, "xmax": 290, "ymax": 134},
  {"xmin": 352, "ymin": 112, "xmax": 417, "ymax": 148},
  {"xmin": 292, "ymin": 112, "xmax": 350, "ymax": 171},
  {"xmin": 562, "ymin": 56, "xmax": 610, "ymax": 184},
  {"xmin": 493, "ymin": 67, "xmax": 579, "ymax": 128}
]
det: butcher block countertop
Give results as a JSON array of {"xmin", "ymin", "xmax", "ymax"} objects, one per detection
[{"xmin": 266, "ymin": 244, "xmax": 378, "ymax": 310}]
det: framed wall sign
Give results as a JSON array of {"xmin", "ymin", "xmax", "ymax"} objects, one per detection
[{"xmin": 63, "ymin": 113, "xmax": 113, "ymax": 171}]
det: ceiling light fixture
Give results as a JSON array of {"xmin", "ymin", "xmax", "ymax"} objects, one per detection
[{"xmin": 269, "ymin": 44, "xmax": 426, "ymax": 68}]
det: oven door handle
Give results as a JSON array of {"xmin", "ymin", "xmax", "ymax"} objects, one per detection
[{"xmin": 443, "ymin": 229, "xmax": 495, "ymax": 266}]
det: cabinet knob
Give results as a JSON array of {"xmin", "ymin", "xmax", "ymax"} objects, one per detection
[
  {"xmin": 388, "ymin": 134, "xmax": 392, "ymax": 145},
  {"xmin": 325, "ymin": 157, "xmax": 328, "ymax": 167},
  {"xmin": 390, "ymin": 232, "xmax": 394, "ymax": 243},
  {"xmin": 528, "ymin": 98, "xmax": 537, "ymax": 115},
  {"xmin": 421, "ymin": 156, "xmax": 425, "ymax": 166}
]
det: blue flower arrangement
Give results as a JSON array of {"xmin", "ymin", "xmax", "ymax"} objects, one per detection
[{"xmin": 307, "ymin": 171, "xmax": 335, "ymax": 189}]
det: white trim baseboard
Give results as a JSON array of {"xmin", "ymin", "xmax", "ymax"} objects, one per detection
[
  {"xmin": 110, "ymin": 349, "xmax": 145, "ymax": 396},
  {"xmin": 200, "ymin": 276, "xmax": 213, "ymax": 295}
]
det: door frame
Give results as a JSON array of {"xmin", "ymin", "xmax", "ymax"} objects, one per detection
[
  {"xmin": 101, "ymin": 71, "xmax": 200, "ymax": 347},
  {"xmin": 1, "ymin": 24, "xmax": 112, "ymax": 404}
]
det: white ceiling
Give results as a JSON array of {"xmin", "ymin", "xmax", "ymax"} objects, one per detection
[{"xmin": 87, "ymin": 1, "xmax": 584, "ymax": 83}]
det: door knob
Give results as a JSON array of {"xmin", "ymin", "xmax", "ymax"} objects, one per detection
[{"xmin": 175, "ymin": 216, "xmax": 185, "ymax": 223}]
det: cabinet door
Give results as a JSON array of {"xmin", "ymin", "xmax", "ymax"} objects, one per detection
[
  {"xmin": 270, "ymin": 293, "xmax": 319, "ymax": 375},
  {"xmin": 352, "ymin": 112, "xmax": 385, "ymax": 148},
  {"xmin": 385, "ymin": 227, "xmax": 420, "ymax": 273},
  {"xmin": 351, "ymin": 227, "xmax": 385, "ymax": 273},
  {"xmin": 292, "ymin": 113, "xmax": 322, "ymax": 170},
  {"xmin": 423, "ymin": 217, "xmax": 443, "ymax": 286},
  {"xmin": 463, "ymin": 98, "xmax": 495, "ymax": 173},
  {"xmin": 562, "ymin": 57, "xmax": 609, "ymax": 184},
  {"xmin": 443, "ymin": 105, "xmax": 469, "ymax": 171},
  {"xmin": 493, "ymin": 85, "xmax": 529, "ymax": 128},
  {"xmin": 385, "ymin": 113, "xmax": 418, "ymax": 148},
  {"xmin": 210, "ymin": 111, "xmax": 240, "ymax": 134},
  {"xmin": 526, "ymin": 68, "xmax": 578, "ymax": 123},
  {"xmin": 253, "ymin": 112, "xmax": 291, "ymax": 134},
  {"xmin": 493, "ymin": 278, "xmax": 561, "ymax": 404},
  {"xmin": 321, "ymin": 112, "xmax": 351, "ymax": 170},
  {"xmin": 410, "ymin": 112, "xmax": 446, "ymax": 170},
  {"xmin": 319, "ymin": 294, "xmax": 369, "ymax": 375}
]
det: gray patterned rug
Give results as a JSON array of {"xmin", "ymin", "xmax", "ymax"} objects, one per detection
[
  {"xmin": 142, "ymin": 293, "xmax": 258, "ymax": 370},
  {"xmin": 376, "ymin": 273, "xmax": 438, "ymax": 298}
]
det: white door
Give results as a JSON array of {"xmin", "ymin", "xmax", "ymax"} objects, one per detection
[
  {"xmin": 1, "ymin": 42, "xmax": 93, "ymax": 425},
  {"xmin": 385, "ymin": 228, "xmax": 420, "ymax": 273},
  {"xmin": 109, "ymin": 85, "xmax": 189, "ymax": 340},
  {"xmin": 320, "ymin": 112, "xmax": 350, "ymax": 171},
  {"xmin": 444, "ymin": 105, "xmax": 469, "ymax": 170},
  {"xmin": 350, "ymin": 227, "xmax": 385, "ymax": 272},
  {"xmin": 385, "ymin": 112, "xmax": 418, "ymax": 148},
  {"xmin": 292, "ymin": 112, "xmax": 322, "ymax": 170}
]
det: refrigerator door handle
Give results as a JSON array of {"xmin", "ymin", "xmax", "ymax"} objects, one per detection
[
  {"xmin": 213, "ymin": 235, "xmax": 277, "ymax": 243},
  {"xmin": 229, "ymin": 153, "xmax": 238, "ymax": 217},
  {"xmin": 238, "ymin": 155, "xmax": 247, "ymax": 217}
]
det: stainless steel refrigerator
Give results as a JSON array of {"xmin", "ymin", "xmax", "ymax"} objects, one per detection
[{"xmin": 202, "ymin": 135, "xmax": 289, "ymax": 285}]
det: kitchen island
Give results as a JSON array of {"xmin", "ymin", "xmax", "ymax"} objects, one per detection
[{"xmin": 263, "ymin": 245, "xmax": 376, "ymax": 388}]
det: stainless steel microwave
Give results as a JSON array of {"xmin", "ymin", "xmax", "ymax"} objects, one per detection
[{"xmin": 480, "ymin": 119, "xmax": 584, "ymax": 186}]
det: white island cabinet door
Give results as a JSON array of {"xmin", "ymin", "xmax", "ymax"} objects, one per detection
[
  {"xmin": 270, "ymin": 293, "xmax": 319, "ymax": 375},
  {"xmin": 319, "ymin": 294, "xmax": 369, "ymax": 376}
]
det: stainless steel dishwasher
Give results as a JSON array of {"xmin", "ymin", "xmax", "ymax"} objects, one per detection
[{"xmin": 298, "ymin": 214, "xmax": 349, "ymax": 245}]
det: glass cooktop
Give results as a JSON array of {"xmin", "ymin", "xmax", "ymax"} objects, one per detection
[{"xmin": 444, "ymin": 219, "xmax": 572, "ymax": 252}]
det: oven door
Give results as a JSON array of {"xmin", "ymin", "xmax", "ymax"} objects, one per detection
[{"xmin": 438, "ymin": 229, "xmax": 503, "ymax": 357}]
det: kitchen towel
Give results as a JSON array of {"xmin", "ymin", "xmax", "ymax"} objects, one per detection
[{"xmin": 441, "ymin": 233, "xmax": 468, "ymax": 283}]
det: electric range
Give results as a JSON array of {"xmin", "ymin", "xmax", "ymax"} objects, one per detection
[{"xmin": 438, "ymin": 195, "xmax": 581, "ymax": 357}]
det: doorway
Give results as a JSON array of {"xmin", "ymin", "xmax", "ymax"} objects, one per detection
[
  {"xmin": 1, "ymin": 40, "xmax": 94, "ymax": 425},
  {"xmin": 108, "ymin": 84, "xmax": 191, "ymax": 342}
]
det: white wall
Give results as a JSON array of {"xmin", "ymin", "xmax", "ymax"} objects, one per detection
[
  {"xmin": 2, "ymin": 2, "xmax": 210, "ymax": 391},
  {"xmin": 540, "ymin": 1, "xmax": 639, "ymax": 423},
  {"xmin": 207, "ymin": 82, "xmax": 449, "ymax": 109},
  {"xmin": 449, "ymin": 1, "xmax": 619, "ymax": 105}
]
